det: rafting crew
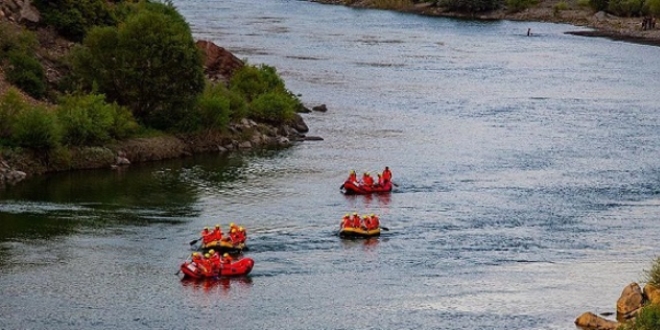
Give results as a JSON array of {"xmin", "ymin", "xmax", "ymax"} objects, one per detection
[
  {"xmin": 343, "ymin": 167, "xmax": 392, "ymax": 190},
  {"xmin": 341, "ymin": 213, "xmax": 380, "ymax": 230}
]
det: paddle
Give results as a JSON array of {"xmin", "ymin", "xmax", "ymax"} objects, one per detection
[
  {"xmin": 340, "ymin": 183, "xmax": 345, "ymax": 190},
  {"xmin": 189, "ymin": 237, "xmax": 202, "ymax": 246},
  {"xmin": 175, "ymin": 269, "xmax": 181, "ymax": 276},
  {"xmin": 390, "ymin": 181, "xmax": 399, "ymax": 187},
  {"xmin": 380, "ymin": 226, "xmax": 389, "ymax": 231}
]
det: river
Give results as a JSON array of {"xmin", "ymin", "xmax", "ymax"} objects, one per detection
[{"xmin": 2, "ymin": 0, "xmax": 660, "ymax": 329}]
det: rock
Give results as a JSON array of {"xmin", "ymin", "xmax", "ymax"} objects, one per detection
[
  {"xmin": 575, "ymin": 312, "xmax": 619, "ymax": 330},
  {"xmin": 19, "ymin": 0, "xmax": 40, "ymax": 24},
  {"xmin": 290, "ymin": 113, "xmax": 309, "ymax": 133},
  {"xmin": 312, "ymin": 104, "xmax": 328, "ymax": 112},
  {"xmin": 217, "ymin": 146, "xmax": 228, "ymax": 153},
  {"xmin": 617, "ymin": 282, "xmax": 644, "ymax": 320},
  {"xmin": 277, "ymin": 136, "xmax": 291, "ymax": 147},
  {"xmin": 644, "ymin": 283, "xmax": 660, "ymax": 305},
  {"xmin": 238, "ymin": 141, "xmax": 252, "ymax": 149},
  {"xmin": 594, "ymin": 11, "xmax": 608, "ymax": 21},
  {"xmin": 5, "ymin": 170, "xmax": 26, "ymax": 184},
  {"xmin": 303, "ymin": 136, "xmax": 324, "ymax": 141},
  {"xmin": 116, "ymin": 156, "xmax": 131, "ymax": 166},
  {"xmin": 195, "ymin": 40, "xmax": 244, "ymax": 83}
]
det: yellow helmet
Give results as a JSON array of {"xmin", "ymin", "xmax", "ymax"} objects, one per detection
[
  {"xmin": 350, "ymin": 170, "xmax": 355, "ymax": 174},
  {"xmin": 371, "ymin": 213, "xmax": 375, "ymax": 217},
  {"xmin": 215, "ymin": 224, "xmax": 220, "ymax": 228},
  {"xmin": 363, "ymin": 215, "xmax": 368, "ymax": 219},
  {"xmin": 208, "ymin": 249, "xmax": 215, "ymax": 255},
  {"xmin": 344, "ymin": 213, "xmax": 349, "ymax": 217},
  {"xmin": 230, "ymin": 222, "xmax": 235, "ymax": 227},
  {"xmin": 239, "ymin": 226, "xmax": 244, "ymax": 231},
  {"xmin": 231, "ymin": 229, "xmax": 236, "ymax": 233},
  {"xmin": 204, "ymin": 227, "xmax": 209, "ymax": 230},
  {"xmin": 223, "ymin": 253, "xmax": 229, "ymax": 257},
  {"xmin": 353, "ymin": 212, "xmax": 358, "ymax": 215},
  {"xmin": 204, "ymin": 253, "xmax": 210, "ymax": 258}
]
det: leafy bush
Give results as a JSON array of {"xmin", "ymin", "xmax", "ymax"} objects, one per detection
[
  {"xmin": 619, "ymin": 303, "xmax": 660, "ymax": 330},
  {"xmin": 589, "ymin": 0, "xmax": 610, "ymax": 11},
  {"xmin": 70, "ymin": 2, "xmax": 205, "ymax": 130},
  {"xmin": 5, "ymin": 50, "xmax": 46, "ymax": 99},
  {"xmin": 607, "ymin": 0, "xmax": 644, "ymax": 16},
  {"xmin": 32, "ymin": 0, "xmax": 120, "ymax": 42},
  {"xmin": 643, "ymin": 256, "xmax": 660, "ymax": 287},
  {"xmin": 440, "ymin": 0, "xmax": 502, "ymax": 12},
  {"xmin": 506, "ymin": 0, "xmax": 538, "ymax": 12},
  {"xmin": 577, "ymin": 0, "xmax": 591, "ymax": 8},
  {"xmin": 249, "ymin": 91, "xmax": 297, "ymax": 124},
  {"xmin": 0, "ymin": 22, "xmax": 39, "ymax": 58},
  {"xmin": 648, "ymin": 0, "xmax": 660, "ymax": 16},
  {"xmin": 371, "ymin": 0, "xmax": 415, "ymax": 10},
  {"xmin": 0, "ymin": 88, "xmax": 27, "ymax": 140},
  {"xmin": 230, "ymin": 64, "xmax": 288, "ymax": 102},
  {"xmin": 196, "ymin": 83, "xmax": 232, "ymax": 130},
  {"xmin": 56, "ymin": 93, "xmax": 137, "ymax": 146},
  {"xmin": 11, "ymin": 106, "xmax": 60, "ymax": 150}
]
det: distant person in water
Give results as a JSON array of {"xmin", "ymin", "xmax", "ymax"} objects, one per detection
[{"xmin": 527, "ymin": 28, "xmax": 532, "ymax": 36}]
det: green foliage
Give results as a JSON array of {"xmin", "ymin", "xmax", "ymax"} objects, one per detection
[
  {"xmin": 643, "ymin": 256, "xmax": 660, "ymax": 287},
  {"xmin": 619, "ymin": 303, "xmax": 660, "ymax": 330},
  {"xmin": 577, "ymin": 0, "xmax": 591, "ymax": 8},
  {"xmin": 5, "ymin": 50, "xmax": 46, "ymax": 99},
  {"xmin": 589, "ymin": 0, "xmax": 610, "ymax": 11},
  {"xmin": 195, "ymin": 83, "xmax": 232, "ymax": 130},
  {"xmin": 249, "ymin": 91, "xmax": 297, "ymax": 124},
  {"xmin": 439, "ymin": 0, "xmax": 502, "ymax": 13},
  {"xmin": 371, "ymin": 0, "xmax": 414, "ymax": 9},
  {"xmin": 506, "ymin": 0, "xmax": 538, "ymax": 12},
  {"xmin": 32, "ymin": 0, "xmax": 120, "ymax": 42},
  {"xmin": 0, "ymin": 22, "xmax": 39, "ymax": 58},
  {"xmin": 56, "ymin": 93, "xmax": 138, "ymax": 146},
  {"xmin": 554, "ymin": 0, "xmax": 570, "ymax": 10},
  {"xmin": 607, "ymin": 0, "xmax": 644, "ymax": 16},
  {"xmin": 11, "ymin": 106, "xmax": 60, "ymax": 150},
  {"xmin": 0, "ymin": 88, "xmax": 28, "ymax": 141},
  {"xmin": 70, "ymin": 2, "xmax": 205, "ymax": 130},
  {"xmin": 230, "ymin": 64, "xmax": 288, "ymax": 102},
  {"xmin": 648, "ymin": 0, "xmax": 660, "ymax": 16}
]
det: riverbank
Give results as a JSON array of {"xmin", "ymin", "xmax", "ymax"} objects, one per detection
[{"xmin": 312, "ymin": 0, "xmax": 660, "ymax": 46}]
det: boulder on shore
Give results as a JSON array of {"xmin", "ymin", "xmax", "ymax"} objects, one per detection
[
  {"xmin": 574, "ymin": 312, "xmax": 619, "ymax": 330},
  {"xmin": 617, "ymin": 282, "xmax": 644, "ymax": 320}
]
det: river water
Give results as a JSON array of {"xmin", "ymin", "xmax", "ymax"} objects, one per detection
[{"xmin": 2, "ymin": 1, "xmax": 660, "ymax": 329}]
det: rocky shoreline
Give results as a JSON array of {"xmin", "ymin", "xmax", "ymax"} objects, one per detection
[{"xmin": 311, "ymin": 0, "xmax": 660, "ymax": 47}]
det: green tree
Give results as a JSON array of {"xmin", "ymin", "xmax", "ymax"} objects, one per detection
[
  {"xmin": 439, "ymin": 0, "xmax": 502, "ymax": 12},
  {"xmin": 11, "ymin": 106, "xmax": 61, "ymax": 151},
  {"xmin": 645, "ymin": 0, "xmax": 660, "ymax": 16},
  {"xmin": 70, "ymin": 2, "xmax": 205, "ymax": 130},
  {"xmin": 32, "ymin": 0, "xmax": 120, "ymax": 42}
]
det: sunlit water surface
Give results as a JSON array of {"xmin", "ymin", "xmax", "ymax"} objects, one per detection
[{"xmin": 2, "ymin": 0, "xmax": 660, "ymax": 329}]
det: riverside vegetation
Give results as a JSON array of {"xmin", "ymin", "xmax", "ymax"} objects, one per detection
[{"xmin": 0, "ymin": 0, "xmax": 310, "ymax": 184}]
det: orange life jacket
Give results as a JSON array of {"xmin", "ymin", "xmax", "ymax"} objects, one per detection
[
  {"xmin": 201, "ymin": 229, "xmax": 214, "ymax": 244},
  {"xmin": 212, "ymin": 228, "xmax": 223, "ymax": 242},
  {"xmin": 352, "ymin": 215, "xmax": 361, "ymax": 228},
  {"xmin": 383, "ymin": 169, "xmax": 392, "ymax": 182},
  {"xmin": 342, "ymin": 217, "xmax": 351, "ymax": 228}
]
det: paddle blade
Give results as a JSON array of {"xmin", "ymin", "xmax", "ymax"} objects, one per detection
[
  {"xmin": 189, "ymin": 238, "xmax": 200, "ymax": 245},
  {"xmin": 380, "ymin": 226, "xmax": 389, "ymax": 231}
]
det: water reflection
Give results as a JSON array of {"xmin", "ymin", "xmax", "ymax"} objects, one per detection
[{"xmin": 180, "ymin": 276, "xmax": 254, "ymax": 296}]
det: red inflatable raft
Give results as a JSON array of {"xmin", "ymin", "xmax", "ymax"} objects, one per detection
[
  {"xmin": 180, "ymin": 258, "xmax": 255, "ymax": 280},
  {"xmin": 341, "ymin": 181, "xmax": 393, "ymax": 195}
]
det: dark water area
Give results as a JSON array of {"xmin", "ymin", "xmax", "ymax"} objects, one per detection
[{"xmin": 2, "ymin": 0, "xmax": 660, "ymax": 329}]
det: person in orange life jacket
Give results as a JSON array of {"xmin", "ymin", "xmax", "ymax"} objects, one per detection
[
  {"xmin": 341, "ymin": 214, "xmax": 352, "ymax": 228},
  {"xmin": 201, "ymin": 227, "xmax": 214, "ymax": 245},
  {"xmin": 371, "ymin": 213, "xmax": 380, "ymax": 230},
  {"xmin": 347, "ymin": 170, "xmax": 358, "ymax": 184},
  {"xmin": 199, "ymin": 253, "xmax": 213, "ymax": 276},
  {"xmin": 222, "ymin": 223, "xmax": 237, "ymax": 241},
  {"xmin": 208, "ymin": 249, "xmax": 221, "ymax": 272},
  {"xmin": 221, "ymin": 253, "xmax": 233, "ymax": 265},
  {"xmin": 382, "ymin": 166, "xmax": 392, "ymax": 183},
  {"xmin": 237, "ymin": 226, "xmax": 247, "ymax": 243},
  {"xmin": 191, "ymin": 252, "xmax": 203, "ymax": 264},
  {"xmin": 229, "ymin": 228, "xmax": 241, "ymax": 244},
  {"xmin": 376, "ymin": 173, "xmax": 385, "ymax": 186},
  {"xmin": 351, "ymin": 212, "xmax": 361, "ymax": 228},
  {"xmin": 362, "ymin": 215, "xmax": 372, "ymax": 230},
  {"xmin": 212, "ymin": 224, "xmax": 223, "ymax": 242},
  {"xmin": 362, "ymin": 172, "xmax": 374, "ymax": 186}
]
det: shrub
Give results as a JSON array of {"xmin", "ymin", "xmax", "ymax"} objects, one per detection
[
  {"xmin": 577, "ymin": 0, "xmax": 591, "ymax": 8},
  {"xmin": 0, "ymin": 22, "xmax": 39, "ymax": 58},
  {"xmin": 643, "ymin": 256, "xmax": 660, "ymax": 287},
  {"xmin": 506, "ymin": 0, "xmax": 538, "ymax": 12},
  {"xmin": 56, "ymin": 93, "xmax": 137, "ymax": 146},
  {"xmin": 11, "ymin": 106, "xmax": 60, "ymax": 150},
  {"xmin": 32, "ymin": 0, "xmax": 120, "ymax": 42},
  {"xmin": 249, "ymin": 91, "xmax": 297, "ymax": 124},
  {"xmin": 196, "ymin": 83, "xmax": 232, "ymax": 130},
  {"xmin": 619, "ymin": 303, "xmax": 660, "ymax": 330},
  {"xmin": 5, "ymin": 50, "xmax": 46, "ymax": 99},
  {"xmin": 70, "ymin": 2, "xmax": 205, "ymax": 130},
  {"xmin": 554, "ymin": 0, "xmax": 570, "ymax": 12},
  {"xmin": 371, "ymin": 0, "xmax": 415, "ymax": 10},
  {"xmin": 230, "ymin": 64, "xmax": 288, "ymax": 102},
  {"xmin": 648, "ymin": 0, "xmax": 660, "ymax": 16},
  {"xmin": 607, "ymin": 0, "xmax": 644, "ymax": 16},
  {"xmin": 440, "ymin": 0, "xmax": 502, "ymax": 12},
  {"xmin": 0, "ymin": 88, "xmax": 28, "ymax": 140},
  {"xmin": 589, "ymin": 0, "xmax": 610, "ymax": 11}
]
